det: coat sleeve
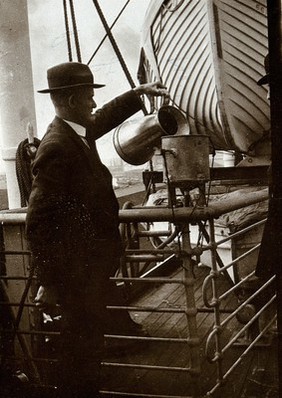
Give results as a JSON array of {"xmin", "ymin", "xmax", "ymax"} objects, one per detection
[{"xmin": 86, "ymin": 90, "xmax": 143, "ymax": 141}]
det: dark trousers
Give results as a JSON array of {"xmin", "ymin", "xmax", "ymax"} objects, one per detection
[{"xmin": 56, "ymin": 246, "xmax": 132, "ymax": 398}]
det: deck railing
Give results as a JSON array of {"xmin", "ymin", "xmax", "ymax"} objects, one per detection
[
  {"xmin": 0, "ymin": 186, "xmax": 277, "ymax": 397},
  {"xmin": 104, "ymin": 186, "xmax": 276, "ymax": 397}
]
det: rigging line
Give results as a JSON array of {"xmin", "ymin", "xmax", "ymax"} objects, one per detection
[
  {"xmin": 69, "ymin": 0, "xmax": 82, "ymax": 62},
  {"xmin": 63, "ymin": 0, "xmax": 73, "ymax": 61},
  {"xmin": 87, "ymin": 0, "xmax": 130, "ymax": 66},
  {"xmin": 91, "ymin": 0, "xmax": 148, "ymax": 115}
]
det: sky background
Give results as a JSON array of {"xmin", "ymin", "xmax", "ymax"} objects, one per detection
[{"xmin": 27, "ymin": 0, "xmax": 151, "ymax": 164}]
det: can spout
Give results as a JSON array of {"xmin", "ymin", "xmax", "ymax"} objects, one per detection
[{"xmin": 158, "ymin": 106, "xmax": 189, "ymax": 136}]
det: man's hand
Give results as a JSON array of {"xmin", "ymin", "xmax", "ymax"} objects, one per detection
[
  {"xmin": 134, "ymin": 81, "xmax": 170, "ymax": 104},
  {"xmin": 34, "ymin": 285, "xmax": 58, "ymax": 309}
]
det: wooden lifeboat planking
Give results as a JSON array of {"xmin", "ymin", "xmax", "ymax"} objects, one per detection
[{"xmin": 139, "ymin": 0, "xmax": 270, "ymax": 153}]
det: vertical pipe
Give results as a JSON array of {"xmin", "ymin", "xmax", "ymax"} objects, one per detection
[
  {"xmin": 0, "ymin": 1, "xmax": 37, "ymax": 209},
  {"xmin": 208, "ymin": 218, "xmax": 224, "ymax": 384},
  {"xmin": 181, "ymin": 224, "xmax": 201, "ymax": 395}
]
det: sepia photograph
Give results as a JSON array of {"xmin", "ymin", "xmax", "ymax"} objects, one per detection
[{"xmin": 0, "ymin": 1, "xmax": 280, "ymax": 397}]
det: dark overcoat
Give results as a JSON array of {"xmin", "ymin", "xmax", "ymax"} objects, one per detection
[{"xmin": 26, "ymin": 90, "xmax": 142, "ymax": 288}]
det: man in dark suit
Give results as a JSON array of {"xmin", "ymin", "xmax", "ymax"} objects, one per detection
[{"xmin": 26, "ymin": 62, "xmax": 169, "ymax": 398}]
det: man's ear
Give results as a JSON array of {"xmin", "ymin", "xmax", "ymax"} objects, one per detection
[{"xmin": 68, "ymin": 94, "xmax": 76, "ymax": 109}]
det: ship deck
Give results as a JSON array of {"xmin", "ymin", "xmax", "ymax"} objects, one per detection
[
  {"xmin": 0, "ymin": 187, "xmax": 279, "ymax": 398},
  {"xmin": 100, "ymin": 265, "xmax": 279, "ymax": 398}
]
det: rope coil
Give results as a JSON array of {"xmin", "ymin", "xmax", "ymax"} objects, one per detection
[{"xmin": 16, "ymin": 138, "xmax": 41, "ymax": 207}]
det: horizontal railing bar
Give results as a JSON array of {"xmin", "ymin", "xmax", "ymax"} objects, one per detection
[
  {"xmin": 110, "ymin": 277, "xmax": 183, "ymax": 283},
  {"xmin": 197, "ymin": 218, "xmax": 266, "ymax": 254},
  {"xmin": 125, "ymin": 255, "xmax": 165, "ymax": 262},
  {"xmin": 220, "ymin": 275, "xmax": 276, "ymax": 328},
  {"xmin": 107, "ymin": 305, "xmax": 186, "ymax": 313},
  {"xmin": 212, "ymin": 243, "xmax": 260, "ymax": 277},
  {"xmin": 118, "ymin": 188, "xmax": 268, "ymax": 222},
  {"xmin": 107, "ymin": 305, "xmax": 235, "ymax": 314},
  {"xmin": 0, "ymin": 302, "xmax": 60, "ymax": 309},
  {"xmin": 101, "ymin": 362, "xmax": 194, "ymax": 373},
  {"xmin": 100, "ymin": 390, "xmax": 194, "ymax": 398},
  {"xmin": 0, "ymin": 188, "xmax": 268, "ymax": 225},
  {"xmin": 2, "ymin": 329, "xmax": 197, "ymax": 344},
  {"xmin": 125, "ymin": 249, "xmax": 176, "ymax": 254},
  {"xmin": 0, "ymin": 354, "xmax": 59, "ymax": 363},
  {"xmin": 207, "ymin": 315, "xmax": 277, "ymax": 396},
  {"xmin": 205, "ymin": 294, "xmax": 276, "ymax": 363},
  {"xmin": 104, "ymin": 335, "xmax": 194, "ymax": 344},
  {"xmin": 2, "ymin": 329, "xmax": 60, "ymax": 336},
  {"xmin": 213, "ymin": 218, "xmax": 266, "ymax": 247},
  {"xmin": 222, "ymin": 296, "xmax": 276, "ymax": 354},
  {"xmin": 136, "ymin": 230, "xmax": 172, "ymax": 237},
  {"xmin": 218, "ymin": 270, "xmax": 256, "ymax": 301},
  {"xmin": 0, "ymin": 210, "xmax": 27, "ymax": 224}
]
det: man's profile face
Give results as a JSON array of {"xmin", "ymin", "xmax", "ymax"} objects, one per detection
[{"xmin": 73, "ymin": 87, "xmax": 97, "ymax": 124}]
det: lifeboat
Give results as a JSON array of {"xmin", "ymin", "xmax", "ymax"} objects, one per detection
[{"xmin": 138, "ymin": 0, "xmax": 269, "ymax": 154}]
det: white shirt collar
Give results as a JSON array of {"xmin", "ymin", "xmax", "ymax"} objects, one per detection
[{"xmin": 63, "ymin": 119, "xmax": 86, "ymax": 138}]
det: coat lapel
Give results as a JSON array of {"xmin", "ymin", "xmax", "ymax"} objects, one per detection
[{"xmin": 52, "ymin": 116, "xmax": 98, "ymax": 174}]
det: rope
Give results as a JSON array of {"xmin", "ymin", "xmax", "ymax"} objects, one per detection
[
  {"xmin": 92, "ymin": 0, "xmax": 135, "ymax": 88},
  {"xmin": 15, "ymin": 138, "xmax": 41, "ymax": 207},
  {"xmin": 69, "ymin": 0, "xmax": 82, "ymax": 62},
  {"xmin": 87, "ymin": 0, "xmax": 130, "ymax": 65},
  {"xmin": 63, "ymin": 0, "xmax": 73, "ymax": 61},
  {"xmin": 62, "ymin": 0, "xmax": 82, "ymax": 62},
  {"xmin": 92, "ymin": 0, "xmax": 148, "ymax": 115}
]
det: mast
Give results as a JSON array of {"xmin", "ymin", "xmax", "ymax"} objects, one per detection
[{"xmin": 0, "ymin": 0, "xmax": 37, "ymax": 209}]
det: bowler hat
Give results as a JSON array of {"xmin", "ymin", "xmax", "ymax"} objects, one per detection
[
  {"xmin": 257, "ymin": 53, "xmax": 269, "ymax": 86},
  {"xmin": 38, "ymin": 62, "xmax": 105, "ymax": 93}
]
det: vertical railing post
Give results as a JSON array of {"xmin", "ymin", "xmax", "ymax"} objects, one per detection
[
  {"xmin": 208, "ymin": 218, "xmax": 224, "ymax": 384},
  {"xmin": 181, "ymin": 223, "xmax": 201, "ymax": 395}
]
